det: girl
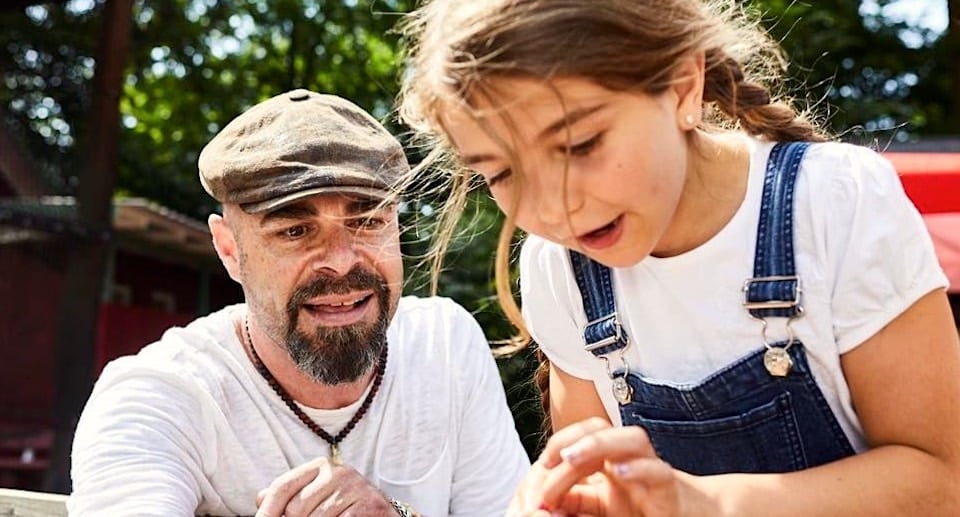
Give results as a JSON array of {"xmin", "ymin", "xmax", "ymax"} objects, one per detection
[{"xmin": 398, "ymin": 0, "xmax": 960, "ymax": 515}]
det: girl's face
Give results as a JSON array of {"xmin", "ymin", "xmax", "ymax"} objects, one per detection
[{"xmin": 442, "ymin": 76, "xmax": 700, "ymax": 267}]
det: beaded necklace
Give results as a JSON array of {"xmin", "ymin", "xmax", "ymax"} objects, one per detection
[{"xmin": 243, "ymin": 316, "xmax": 387, "ymax": 464}]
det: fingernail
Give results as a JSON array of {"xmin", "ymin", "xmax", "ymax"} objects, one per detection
[
  {"xmin": 538, "ymin": 501, "xmax": 552, "ymax": 511},
  {"xmin": 612, "ymin": 462, "xmax": 631, "ymax": 478},
  {"xmin": 559, "ymin": 445, "xmax": 582, "ymax": 464}
]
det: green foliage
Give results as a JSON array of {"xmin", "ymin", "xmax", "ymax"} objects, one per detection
[
  {"xmin": 0, "ymin": 2, "xmax": 102, "ymax": 192},
  {"xmin": 115, "ymin": 0, "xmax": 414, "ymax": 219},
  {"xmin": 753, "ymin": 0, "xmax": 956, "ymax": 140}
]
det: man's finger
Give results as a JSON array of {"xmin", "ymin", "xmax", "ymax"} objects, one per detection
[{"xmin": 255, "ymin": 459, "xmax": 329, "ymax": 516}]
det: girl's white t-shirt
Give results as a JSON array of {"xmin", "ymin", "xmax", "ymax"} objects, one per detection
[{"xmin": 521, "ymin": 139, "xmax": 948, "ymax": 451}]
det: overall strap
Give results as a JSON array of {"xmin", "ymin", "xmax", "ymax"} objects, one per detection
[
  {"xmin": 743, "ymin": 141, "xmax": 811, "ymax": 319},
  {"xmin": 568, "ymin": 250, "xmax": 629, "ymax": 357}
]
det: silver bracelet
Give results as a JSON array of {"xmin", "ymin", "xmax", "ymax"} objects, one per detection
[{"xmin": 389, "ymin": 498, "xmax": 418, "ymax": 517}]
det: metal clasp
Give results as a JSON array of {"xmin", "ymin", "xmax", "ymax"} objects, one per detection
[
  {"xmin": 741, "ymin": 275, "xmax": 802, "ymax": 311},
  {"xmin": 582, "ymin": 312, "xmax": 624, "ymax": 353},
  {"xmin": 743, "ymin": 276, "xmax": 804, "ymax": 377},
  {"xmin": 600, "ymin": 351, "xmax": 634, "ymax": 404}
]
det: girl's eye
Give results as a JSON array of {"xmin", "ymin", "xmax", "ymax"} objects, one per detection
[
  {"xmin": 487, "ymin": 168, "xmax": 513, "ymax": 188},
  {"xmin": 567, "ymin": 134, "xmax": 602, "ymax": 157}
]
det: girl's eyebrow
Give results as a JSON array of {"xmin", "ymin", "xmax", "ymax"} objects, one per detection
[
  {"xmin": 536, "ymin": 104, "xmax": 605, "ymax": 142},
  {"xmin": 462, "ymin": 152, "xmax": 499, "ymax": 166},
  {"xmin": 461, "ymin": 103, "xmax": 606, "ymax": 166}
]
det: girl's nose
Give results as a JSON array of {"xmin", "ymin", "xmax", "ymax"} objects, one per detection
[{"xmin": 534, "ymin": 164, "xmax": 584, "ymax": 233}]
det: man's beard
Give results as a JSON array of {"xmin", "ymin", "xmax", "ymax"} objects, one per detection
[{"xmin": 283, "ymin": 266, "xmax": 391, "ymax": 385}]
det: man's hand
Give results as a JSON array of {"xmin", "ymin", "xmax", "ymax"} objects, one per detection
[{"xmin": 255, "ymin": 457, "xmax": 397, "ymax": 516}]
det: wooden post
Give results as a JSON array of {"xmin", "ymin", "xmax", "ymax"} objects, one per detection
[
  {"xmin": 0, "ymin": 489, "xmax": 67, "ymax": 517},
  {"xmin": 44, "ymin": 0, "xmax": 134, "ymax": 493}
]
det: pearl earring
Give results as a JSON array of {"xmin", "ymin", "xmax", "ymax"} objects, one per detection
[{"xmin": 684, "ymin": 114, "xmax": 696, "ymax": 126}]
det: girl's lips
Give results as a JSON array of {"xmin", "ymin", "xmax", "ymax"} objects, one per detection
[{"xmin": 576, "ymin": 215, "xmax": 624, "ymax": 250}]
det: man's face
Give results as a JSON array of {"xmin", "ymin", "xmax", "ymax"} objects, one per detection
[{"xmin": 227, "ymin": 194, "xmax": 403, "ymax": 385}]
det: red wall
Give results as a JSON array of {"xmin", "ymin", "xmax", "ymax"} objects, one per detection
[
  {"xmin": 0, "ymin": 245, "xmax": 241, "ymax": 423},
  {"xmin": 95, "ymin": 303, "xmax": 194, "ymax": 370},
  {"xmin": 0, "ymin": 243, "xmax": 65, "ymax": 424}
]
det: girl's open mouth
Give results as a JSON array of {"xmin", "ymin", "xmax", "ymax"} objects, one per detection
[{"xmin": 577, "ymin": 215, "xmax": 624, "ymax": 250}]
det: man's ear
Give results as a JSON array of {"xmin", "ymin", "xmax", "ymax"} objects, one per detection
[
  {"xmin": 209, "ymin": 213, "xmax": 242, "ymax": 283},
  {"xmin": 672, "ymin": 52, "xmax": 706, "ymax": 129}
]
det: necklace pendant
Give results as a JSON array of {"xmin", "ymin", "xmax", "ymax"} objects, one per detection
[
  {"xmin": 330, "ymin": 443, "xmax": 342, "ymax": 465},
  {"xmin": 764, "ymin": 347, "xmax": 793, "ymax": 377},
  {"xmin": 611, "ymin": 376, "xmax": 633, "ymax": 405}
]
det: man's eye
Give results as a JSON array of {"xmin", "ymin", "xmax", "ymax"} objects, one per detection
[
  {"xmin": 282, "ymin": 225, "xmax": 308, "ymax": 239},
  {"xmin": 354, "ymin": 217, "xmax": 387, "ymax": 230}
]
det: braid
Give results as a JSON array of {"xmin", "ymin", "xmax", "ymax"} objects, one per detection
[
  {"xmin": 703, "ymin": 49, "xmax": 827, "ymax": 142},
  {"xmin": 532, "ymin": 347, "xmax": 553, "ymax": 441}
]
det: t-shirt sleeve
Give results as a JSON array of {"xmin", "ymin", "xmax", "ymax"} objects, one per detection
[
  {"xmin": 68, "ymin": 364, "xmax": 211, "ymax": 516},
  {"xmin": 519, "ymin": 236, "xmax": 598, "ymax": 380},
  {"xmin": 818, "ymin": 144, "xmax": 948, "ymax": 353},
  {"xmin": 445, "ymin": 300, "xmax": 530, "ymax": 517}
]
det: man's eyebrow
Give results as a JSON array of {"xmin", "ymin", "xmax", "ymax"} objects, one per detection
[
  {"xmin": 537, "ymin": 104, "xmax": 605, "ymax": 142},
  {"xmin": 347, "ymin": 197, "xmax": 394, "ymax": 216},
  {"xmin": 258, "ymin": 202, "xmax": 317, "ymax": 226}
]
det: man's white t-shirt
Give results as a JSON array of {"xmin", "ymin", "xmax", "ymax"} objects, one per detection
[
  {"xmin": 69, "ymin": 296, "xmax": 529, "ymax": 516},
  {"xmin": 521, "ymin": 139, "xmax": 948, "ymax": 451}
]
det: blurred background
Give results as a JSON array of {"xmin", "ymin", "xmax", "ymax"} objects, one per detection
[{"xmin": 0, "ymin": 0, "xmax": 957, "ymax": 493}]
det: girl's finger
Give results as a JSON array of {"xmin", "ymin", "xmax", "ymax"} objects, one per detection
[
  {"xmin": 507, "ymin": 457, "xmax": 553, "ymax": 516},
  {"xmin": 607, "ymin": 457, "xmax": 674, "ymax": 486},
  {"xmin": 538, "ymin": 426, "xmax": 660, "ymax": 509},
  {"xmin": 559, "ymin": 425, "xmax": 658, "ymax": 469},
  {"xmin": 539, "ymin": 417, "xmax": 612, "ymax": 468}
]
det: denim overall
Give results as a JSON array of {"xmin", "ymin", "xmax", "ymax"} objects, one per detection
[{"xmin": 570, "ymin": 142, "xmax": 855, "ymax": 475}]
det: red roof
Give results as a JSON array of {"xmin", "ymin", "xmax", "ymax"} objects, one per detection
[
  {"xmin": 884, "ymin": 152, "xmax": 960, "ymax": 214},
  {"xmin": 884, "ymin": 152, "xmax": 960, "ymax": 293},
  {"xmin": 923, "ymin": 213, "xmax": 960, "ymax": 294}
]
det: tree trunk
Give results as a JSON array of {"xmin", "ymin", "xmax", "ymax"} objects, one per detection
[
  {"xmin": 950, "ymin": 0, "xmax": 960, "ymax": 122},
  {"xmin": 0, "ymin": 105, "xmax": 46, "ymax": 196},
  {"xmin": 43, "ymin": 0, "xmax": 133, "ymax": 494}
]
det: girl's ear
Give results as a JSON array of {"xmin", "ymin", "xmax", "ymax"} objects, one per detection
[
  {"xmin": 672, "ymin": 52, "xmax": 706, "ymax": 130},
  {"xmin": 209, "ymin": 213, "xmax": 242, "ymax": 283}
]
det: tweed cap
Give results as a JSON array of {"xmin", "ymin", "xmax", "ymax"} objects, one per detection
[{"xmin": 198, "ymin": 89, "xmax": 408, "ymax": 213}]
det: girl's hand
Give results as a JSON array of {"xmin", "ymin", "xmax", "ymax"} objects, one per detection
[
  {"xmin": 506, "ymin": 455, "xmax": 556, "ymax": 517},
  {"xmin": 534, "ymin": 417, "xmax": 683, "ymax": 517}
]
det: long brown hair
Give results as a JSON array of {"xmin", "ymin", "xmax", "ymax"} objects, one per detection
[{"xmin": 397, "ymin": 0, "xmax": 828, "ymax": 420}]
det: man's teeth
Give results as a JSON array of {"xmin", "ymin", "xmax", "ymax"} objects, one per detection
[{"xmin": 322, "ymin": 296, "xmax": 366, "ymax": 307}]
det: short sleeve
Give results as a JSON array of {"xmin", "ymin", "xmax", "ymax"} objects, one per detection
[
  {"xmin": 438, "ymin": 299, "xmax": 530, "ymax": 516},
  {"xmin": 819, "ymin": 145, "xmax": 948, "ymax": 353},
  {"xmin": 68, "ymin": 365, "xmax": 210, "ymax": 516},
  {"xmin": 519, "ymin": 236, "xmax": 596, "ymax": 380}
]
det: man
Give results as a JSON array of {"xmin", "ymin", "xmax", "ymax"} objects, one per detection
[{"xmin": 68, "ymin": 89, "xmax": 529, "ymax": 516}]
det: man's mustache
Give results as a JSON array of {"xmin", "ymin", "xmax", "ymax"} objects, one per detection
[{"xmin": 288, "ymin": 267, "xmax": 387, "ymax": 308}]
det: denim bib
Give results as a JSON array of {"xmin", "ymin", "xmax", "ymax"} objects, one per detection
[{"xmin": 569, "ymin": 142, "xmax": 855, "ymax": 475}]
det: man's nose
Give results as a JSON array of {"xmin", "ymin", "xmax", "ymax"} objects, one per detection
[{"xmin": 309, "ymin": 227, "xmax": 362, "ymax": 277}]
